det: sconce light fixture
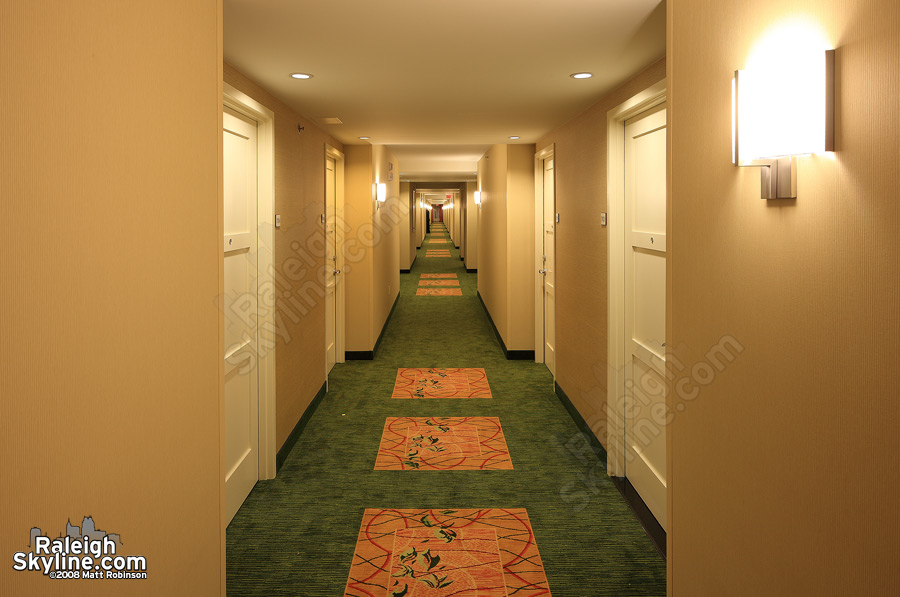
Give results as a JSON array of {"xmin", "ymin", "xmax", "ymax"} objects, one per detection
[
  {"xmin": 474, "ymin": 191, "xmax": 481, "ymax": 205},
  {"xmin": 376, "ymin": 183, "xmax": 387, "ymax": 203},
  {"xmin": 424, "ymin": 204, "xmax": 432, "ymax": 211},
  {"xmin": 733, "ymin": 48, "xmax": 834, "ymax": 198}
]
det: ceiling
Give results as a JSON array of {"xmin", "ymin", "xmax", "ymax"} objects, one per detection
[{"xmin": 224, "ymin": 0, "xmax": 666, "ymax": 181}]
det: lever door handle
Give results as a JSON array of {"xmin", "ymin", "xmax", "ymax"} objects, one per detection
[
  {"xmin": 333, "ymin": 269, "xmax": 341, "ymax": 275},
  {"xmin": 538, "ymin": 269, "xmax": 546, "ymax": 275}
]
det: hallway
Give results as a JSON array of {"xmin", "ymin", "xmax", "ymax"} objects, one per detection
[{"xmin": 226, "ymin": 224, "xmax": 666, "ymax": 595}]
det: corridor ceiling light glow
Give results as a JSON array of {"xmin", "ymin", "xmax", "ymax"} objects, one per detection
[
  {"xmin": 290, "ymin": 73, "xmax": 313, "ymax": 79},
  {"xmin": 732, "ymin": 25, "xmax": 834, "ymax": 199},
  {"xmin": 570, "ymin": 72, "xmax": 593, "ymax": 79},
  {"xmin": 359, "ymin": 136, "xmax": 370, "ymax": 140},
  {"xmin": 508, "ymin": 136, "xmax": 520, "ymax": 140}
]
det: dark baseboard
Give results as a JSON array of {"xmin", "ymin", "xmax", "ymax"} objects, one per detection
[
  {"xmin": 400, "ymin": 269, "xmax": 411, "ymax": 274},
  {"xmin": 466, "ymin": 268, "xmax": 477, "ymax": 274},
  {"xmin": 554, "ymin": 382, "xmax": 608, "ymax": 463},
  {"xmin": 611, "ymin": 476, "xmax": 667, "ymax": 559},
  {"xmin": 276, "ymin": 382, "xmax": 327, "ymax": 471},
  {"xmin": 476, "ymin": 291, "xmax": 536, "ymax": 361},
  {"xmin": 374, "ymin": 293, "xmax": 400, "ymax": 354},
  {"xmin": 554, "ymin": 382, "xmax": 666, "ymax": 558},
  {"xmin": 459, "ymin": 256, "xmax": 464, "ymax": 261},
  {"xmin": 346, "ymin": 294, "xmax": 400, "ymax": 361}
]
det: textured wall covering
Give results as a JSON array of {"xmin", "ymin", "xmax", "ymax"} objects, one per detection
[
  {"xmin": 668, "ymin": 0, "xmax": 899, "ymax": 594},
  {"xmin": 1, "ymin": 2, "xmax": 224, "ymax": 594}
]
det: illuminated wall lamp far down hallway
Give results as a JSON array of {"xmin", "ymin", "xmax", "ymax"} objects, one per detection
[
  {"xmin": 732, "ymin": 49, "xmax": 834, "ymax": 199},
  {"xmin": 376, "ymin": 183, "xmax": 387, "ymax": 207},
  {"xmin": 474, "ymin": 191, "xmax": 481, "ymax": 205}
]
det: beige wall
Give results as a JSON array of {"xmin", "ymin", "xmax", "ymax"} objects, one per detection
[
  {"xmin": 534, "ymin": 58, "xmax": 666, "ymax": 445},
  {"xmin": 668, "ymin": 0, "xmax": 899, "ymax": 594},
  {"xmin": 371, "ymin": 145, "xmax": 401, "ymax": 336},
  {"xmin": 344, "ymin": 146, "xmax": 376, "ymax": 351},
  {"xmin": 344, "ymin": 145, "xmax": 400, "ymax": 352},
  {"xmin": 478, "ymin": 146, "xmax": 510, "ymax": 340},
  {"xmin": 465, "ymin": 180, "xmax": 479, "ymax": 270},
  {"xmin": 477, "ymin": 144, "xmax": 536, "ymax": 351},
  {"xmin": 506, "ymin": 145, "xmax": 536, "ymax": 349},
  {"xmin": 399, "ymin": 181, "xmax": 414, "ymax": 269},
  {"xmin": 223, "ymin": 64, "xmax": 345, "ymax": 451},
  {"xmin": 0, "ymin": 2, "xmax": 224, "ymax": 595}
]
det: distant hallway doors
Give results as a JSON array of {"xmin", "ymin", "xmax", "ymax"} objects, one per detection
[
  {"xmin": 325, "ymin": 146, "xmax": 345, "ymax": 381},
  {"xmin": 623, "ymin": 102, "xmax": 668, "ymax": 531},
  {"xmin": 535, "ymin": 145, "xmax": 556, "ymax": 377},
  {"xmin": 223, "ymin": 107, "xmax": 259, "ymax": 524}
]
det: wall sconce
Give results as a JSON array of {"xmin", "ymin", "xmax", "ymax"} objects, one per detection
[
  {"xmin": 424, "ymin": 204, "xmax": 432, "ymax": 211},
  {"xmin": 732, "ymin": 49, "xmax": 834, "ymax": 199},
  {"xmin": 376, "ymin": 183, "xmax": 387, "ymax": 205},
  {"xmin": 474, "ymin": 191, "xmax": 481, "ymax": 205}
]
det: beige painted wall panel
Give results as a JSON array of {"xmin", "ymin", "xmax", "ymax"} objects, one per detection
[
  {"xmin": 466, "ymin": 180, "xmax": 479, "ymax": 269},
  {"xmin": 223, "ymin": 63, "xmax": 344, "ymax": 451},
  {"xmin": 344, "ymin": 146, "xmax": 375, "ymax": 351},
  {"xmin": 0, "ymin": 2, "xmax": 223, "ymax": 595},
  {"xmin": 399, "ymin": 181, "xmax": 413, "ymax": 269},
  {"xmin": 372, "ymin": 146, "xmax": 401, "ymax": 337},
  {"xmin": 535, "ymin": 59, "xmax": 666, "ymax": 445},
  {"xmin": 669, "ymin": 0, "xmax": 899, "ymax": 594},
  {"xmin": 477, "ymin": 146, "xmax": 509, "ymax": 341},
  {"xmin": 506, "ymin": 144, "xmax": 537, "ymax": 350}
]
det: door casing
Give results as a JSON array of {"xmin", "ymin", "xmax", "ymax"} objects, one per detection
[
  {"xmin": 325, "ymin": 144, "xmax": 346, "ymax": 376},
  {"xmin": 534, "ymin": 144, "xmax": 556, "ymax": 376},
  {"xmin": 606, "ymin": 79, "xmax": 667, "ymax": 480},
  {"xmin": 223, "ymin": 83, "xmax": 277, "ymax": 481}
]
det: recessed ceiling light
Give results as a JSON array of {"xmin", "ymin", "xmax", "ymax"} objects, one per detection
[
  {"xmin": 290, "ymin": 73, "xmax": 313, "ymax": 79},
  {"xmin": 508, "ymin": 136, "xmax": 520, "ymax": 140},
  {"xmin": 570, "ymin": 72, "xmax": 593, "ymax": 79},
  {"xmin": 359, "ymin": 136, "xmax": 371, "ymax": 140}
]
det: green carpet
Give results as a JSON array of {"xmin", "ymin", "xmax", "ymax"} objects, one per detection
[{"xmin": 226, "ymin": 230, "xmax": 666, "ymax": 595}]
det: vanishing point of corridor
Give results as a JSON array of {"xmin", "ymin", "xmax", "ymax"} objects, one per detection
[{"xmin": 226, "ymin": 223, "xmax": 666, "ymax": 595}]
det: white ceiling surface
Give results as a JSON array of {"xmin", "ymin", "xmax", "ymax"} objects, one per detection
[{"xmin": 224, "ymin": 0, "xmax": 666, "ymax": 180}]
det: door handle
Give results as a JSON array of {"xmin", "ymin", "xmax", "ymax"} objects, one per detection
[
  {"xmin": 333, "ymin": 269, "xmax": 341, "ymax": 275},
  {"xmin": 538, "ymin": 269, "xmax": 546, "ymax": 275}
]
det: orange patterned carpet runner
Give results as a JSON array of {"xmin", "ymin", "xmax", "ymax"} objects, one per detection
[{"xmin": 344, "ymin": 509, "xmax": 551, "ymax": 596}]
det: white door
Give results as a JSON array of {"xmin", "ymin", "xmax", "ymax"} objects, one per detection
[
  {"xmin": 223, "ymin": 107, "xmax": 259, "ymax": 524},
  {"xmin": 541, "ymin": 157, "xmax": 557, "ymax": 376},
  {"xmin": 624, "ymin": 103, "xmax": 667, "ymax": 530},
  {"xmin": 325, "ymin": 156, "xmax": 337, "ymax": 376}
]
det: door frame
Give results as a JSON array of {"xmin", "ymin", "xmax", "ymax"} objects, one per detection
[
  {"xmin": 223, "ymin": 83, "xmax": 277, "ymax": 481},
  {"xmin": 533, "ymin": 144, "xmax": 555, "ymax": 371},
  {"xmin": 325, "ymin": 144, "xmax": 346, "ymax": 367},
  {"xmin": 606, "ymin": 79, "xmax": 666, "ymax": 478}
]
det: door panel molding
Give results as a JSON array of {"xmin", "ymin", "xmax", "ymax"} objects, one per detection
[
  {"xmin": 534, "ymin": 144, "xmax": 555, "ymax": 374},
  {"xmin": 606, "ymin": 79, "xmax": 666, "ymax": 482},
  {"xmin": 223, "ymin": 83, "xmax": 277, "ymax": 484}
]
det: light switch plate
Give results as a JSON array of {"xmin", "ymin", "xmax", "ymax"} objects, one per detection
[
  {"xmin": 600, "ymin": 212, "xmax": 607, "ymax": 226},
  {"xmin": 275, "ymin": 214, "xmax": 281, "ymax": 228}
]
